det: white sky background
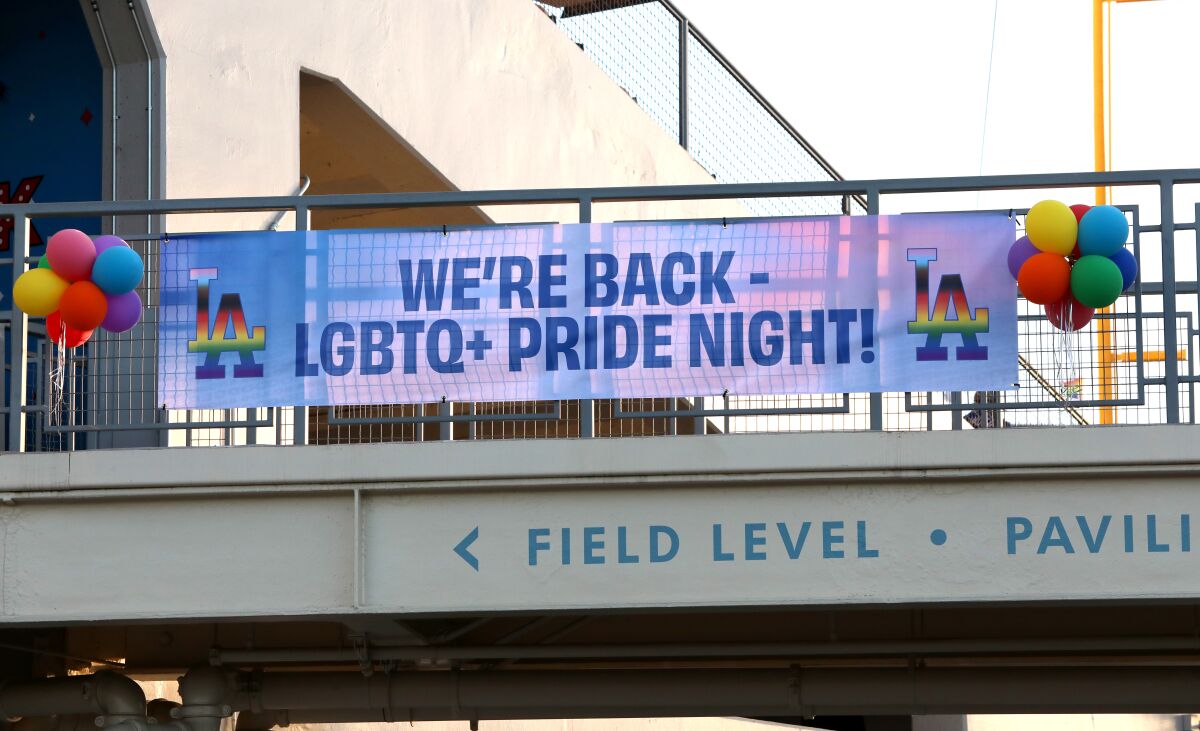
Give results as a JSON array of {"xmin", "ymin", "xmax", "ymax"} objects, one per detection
[
  {"xmin": 667, "ymin": 0, "xmax": 1200, "ymax": 429},
  {"xmin": 673, "ymin": 0, "xmax": 1200, "ymax": 218}
]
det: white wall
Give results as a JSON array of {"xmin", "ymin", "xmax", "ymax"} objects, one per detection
[{"xmin": 144, "ymin": 0, "xmax": 744, "ymax": 230}]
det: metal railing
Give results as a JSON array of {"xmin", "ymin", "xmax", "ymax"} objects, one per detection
[
  {"xmin": 534, "ymin": 0, "xmax": 865, "ymax": 216},
  {"xmin": 2, "ymin": 168, "xmax": 1198, "ymax": 452}
]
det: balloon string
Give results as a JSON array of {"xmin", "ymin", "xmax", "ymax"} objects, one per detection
[
  {"xmin": 49, "ymin": 329, "xmax": 66, "ymax": 427},
  {"xmin": 1054, "ymin": 300, "xmax": 1081, "ymax": 413}
]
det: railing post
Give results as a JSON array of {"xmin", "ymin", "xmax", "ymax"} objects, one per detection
[
  {"xmin": 7, "ymin": 209, "xmax": 28, "ymax": 452},
  {"xmin": 578, "ymin": 196, "xmax": 594, "ymax": 438},
  {"xmin": 439, "ymin": 399, "xmax": 453, "ymax": 441},
  {"xmin": 1160, "ymin": 179, "xmax": 1180, "ymax": 423},
  {"xmin": 865, "ymin": 188, "xmax": 883, "ymax": 431},
  {"xmin": 292, "ymin": 203, "xmax": 310, "ymax": 445},
  {"xmin": 678, "ymin": 15, "xmax": 688, "ymax": 150}
]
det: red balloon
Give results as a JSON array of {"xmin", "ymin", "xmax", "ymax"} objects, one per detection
[
  {"xmin": 46, "ymin": 311, "xmax": 93, "ymax": 348},
  {"xmin": 1017, "ymin": 253, "xmax": 1071, "ymax": 305},
  {"xmin": 59, "ymin": 281, "xmax": 108, "ymax": 331},
  {"xmin": 1045, "ymin": 295, "xmax": 1095, "ymax": 333},
  {"xmin": 1069, "ymin": 205, "xmax": 1090, "ymax": 259}
]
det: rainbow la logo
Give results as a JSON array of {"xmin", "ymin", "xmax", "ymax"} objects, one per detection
[
  {"xmin": 188, "ymin": 268, "xmax": 266, "ymax": 379},
  {"xmin": 906, "ymin": 249, "xmax": 989, "ymax": 361}
]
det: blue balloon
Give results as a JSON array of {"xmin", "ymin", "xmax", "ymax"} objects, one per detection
[
  {"xmin": 1078, "ymin": 205, "xmax": 1128, "ymax": 257},
  {"xmin": 1109, "ymin": 247, "xmax": 1138, "ymax": 291},
  {"xmin": 90, "ymin": 246, "xmax": 144, "ymax": 295}
]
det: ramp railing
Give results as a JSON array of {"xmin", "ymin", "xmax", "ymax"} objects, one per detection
[{"xmin": 535, "ymin": 0, "xmax": 866, "ymax": 217}]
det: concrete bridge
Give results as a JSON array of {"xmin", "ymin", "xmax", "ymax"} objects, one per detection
[
  {"xmin": 3, "ymin": 0, "xmax": 1200, "ymax": 728},
  {"xmin": 3, "ymin": 425, "xmax": 1200, "ymax": 722}
]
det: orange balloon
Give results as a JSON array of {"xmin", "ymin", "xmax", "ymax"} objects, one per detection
[
  {"xmin": 1017, "ymin": 253, "xmax": 1071, "ymax": 305},
  {"xmin": 59, "ymin": 281, "xmax": 108, "ymax": 331}
]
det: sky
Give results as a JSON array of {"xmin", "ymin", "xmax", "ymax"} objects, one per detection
[{"xmin": 673, "ymin": 0, "xmax": 1200, "ymax": 218}]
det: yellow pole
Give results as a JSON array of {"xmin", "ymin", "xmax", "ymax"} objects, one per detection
[
  {"xmin": 1093, "ymin": 0, "xmax": 1106, "ymax": 204},
  {"xmin": 1094, "ymin": 0, "xmax": 1117, "ymax": 424}
]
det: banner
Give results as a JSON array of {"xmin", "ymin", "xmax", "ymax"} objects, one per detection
[{"xmin": 158, "ymin": 216, "xmax": 1017, "ymax": 409}]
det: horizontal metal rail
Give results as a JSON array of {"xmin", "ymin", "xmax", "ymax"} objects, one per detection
[
  {"xmin": 325, "ymin": 403, "xmax": 563, "ymax": 426},
  {"xmin": 612, "ymin": 393, "xmax": 852, "ymax": 420},
  {"xmin": 5, "ymin": 169, "xmax": 1200, "ymax": 218},
  {"xmin": 211, "ymin": 634, "xmax": 1200, "ymax": 664}
]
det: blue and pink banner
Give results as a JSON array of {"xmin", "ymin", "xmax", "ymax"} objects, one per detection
[{"xmin": 157, "ymin": 215, "xmax": 1017, "ymax": 409}]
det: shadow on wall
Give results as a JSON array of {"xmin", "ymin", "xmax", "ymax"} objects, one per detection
[{"xmin": 299, "ymin": 71, "xmax": 489, "ymax": 231}]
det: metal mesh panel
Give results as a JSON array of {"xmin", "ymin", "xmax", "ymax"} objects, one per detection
[
  {"xmin": 537, "ymin": 2, "xmax": 681, "ymax": 144},
  {"xmin": 537, "ymin": 0, "xmax": 859, "ymax": 218}
]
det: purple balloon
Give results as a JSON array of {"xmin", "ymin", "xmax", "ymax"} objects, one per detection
[
  {"xmin": 101, "ymin": 290, "xmax": 142, "ymax": 333},
  {"xmin": 1007, "ymin": 236, "xmax": 1039, "ymax": 280},
  {"xmin": 92, "ymin": 235, "xmax": 129, "ymax": 257}
]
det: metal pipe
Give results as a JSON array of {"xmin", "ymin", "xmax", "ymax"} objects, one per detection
[
  {"xmin": 172, "ymin": 666, "xmax": 233, "ymax": 731},
  {"xmin": 0, "ymin": 671, "xmax": 145, "ymax": 720},
  {"xmin": 1093, "ymin": 0, "xmax": 1118, "ymax": 423},
  {"xmin": 89, "ymin": 1, "xmax": 119, "ymax": 232},
  {"xmin": 128, "ymin": 0, "xmax": 155, "ymax": 233},
  {"xmin": 325, "ymin": 404, "xmax": 559, "ymax": 425},
  {"xmin": 268, "ymin": 177, "xmax": 311, "ymax": 231},
  {"xmin": 291, "ymin": 204, "xmax": 309, "ymax": 446},
  {"xmin": 11, "ymin": 715, "xmax": 93, "ymax": 731},
  {"xmin": 6, "ymin": 169, "xmax": 1200, "ymax": 220},
  {"xmin": 611, "ymin": 400, "xmax": 850, "ymax": 419},
  {"xmin": 677, "ymin": 16, "xmax": 687, "ymax": 149},
  {"xmin": 1161, "ymin": 180, "xmax": 1181, "ymax": 422},
  {"xmin": 40, "ymin": 412, "xmax": 273, "ymax": 433},
  {"xmin": 233, "ymin": 667, "xmax": 1200, "ymax": 717},
  {"xmin": 578, "ymin": 196, "xmax": 594, "ymax": 439},
  {"xmin": 212, "ymin": 634, "xmax": 1200, "ymax": 665},
  {"xmin": 6, "ymin": 210, "xmax": 28, "ymax": 452}
]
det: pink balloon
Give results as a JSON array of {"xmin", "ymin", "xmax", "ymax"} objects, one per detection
[
  {"xmin": 46, "ymin": 229, "xmax": 97, "ymax": 282},
  {"xmin": 100, "ymin": 290, "xmax": 142, "ymax": 333},
  {"xmin": 92, "ymin": 235, "xmax": 129, "ymax": 257}
]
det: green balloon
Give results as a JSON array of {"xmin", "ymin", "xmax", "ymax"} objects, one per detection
[
  {"xmin": 37, "ymin": 254, "xmax": 50, "ymax": 269},
  {"xmin": 1071, "ymin": 255, "xmax": 1124, "ymax": 309}
]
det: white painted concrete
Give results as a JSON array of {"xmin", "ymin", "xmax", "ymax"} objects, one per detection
[
  {"xmin": 0, "ymin": 426, "xmax": 1198, "ymax": 622},
  {"xmin": 969, "ymin": 715, "xmax": 1183, "ymax": 731},
  {"xmin": 143, "ymin": 0, "xmax": 745, "ymax": 231},
  {"xmin": 4, "ymin": 424, "xmax": 1198, "ymax": 494}
]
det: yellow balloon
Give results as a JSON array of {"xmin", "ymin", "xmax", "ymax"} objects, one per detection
[
  {"xmin": 1025, "ymin": 200, "xmax": 1077, "ymax": 256},
  {"xmin": 12, "ymin": 268, "xmax": 69, "ymax": 317}
]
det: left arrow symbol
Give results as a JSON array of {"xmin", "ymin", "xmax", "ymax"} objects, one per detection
[{"xmin": 454, "ymin": 526, "xmax": 480, "ymax": 572}]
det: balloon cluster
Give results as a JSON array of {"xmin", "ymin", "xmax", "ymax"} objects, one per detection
[
  {"xmin": 11, "ymin": 229, "xmax": 144, "ymax": 347},
  {"xmin": 1007, "ymin": 200, "xmax": 1137, "ymax": 332}
]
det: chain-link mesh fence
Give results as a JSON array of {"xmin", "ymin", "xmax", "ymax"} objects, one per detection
[{"xmin": 535, "ymin": 0, "xmax": 861, "ymax": 217}]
